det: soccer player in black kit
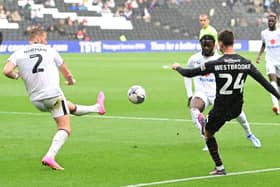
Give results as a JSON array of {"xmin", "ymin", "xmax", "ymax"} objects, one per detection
[{"xmin": 172, "ymin": 30, "xmax": 280, "ymax": 175}]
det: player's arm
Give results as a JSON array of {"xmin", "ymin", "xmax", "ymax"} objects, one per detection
[
  {"xmin": 52, "ymin": 48, "xmax": 75, "ymax": 85},
  {"xmin": 184, "ymin": 77, "xmax": 193, "ymax": 106},
  {"xmin": 172, "ymin": 62, "xmax": 209, "ymax": 77},
  {"xmin": 249, "ymin": 64, "xmax": 280, "ymax": 99},
  {"xmin": 184, "ymin": 59, "xmax": 195, "ymax": 105},
  {"xmin": 256, "ymin": 42, "xmax": 265, "ymax": 64},
  {"xmin": 3, "ymin": 61, "xmax": 20, "ymax": 80},
  {"xmin": 59, "ymin": 63, "xmax": 75, "ymax": 85}
]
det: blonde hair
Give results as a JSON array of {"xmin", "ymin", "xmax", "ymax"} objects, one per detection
[{"xmin": 28, "ymin": 27, "xmax": 46, "ymax": 42}]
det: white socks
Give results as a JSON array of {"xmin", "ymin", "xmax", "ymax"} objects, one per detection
[
  {"xmin": 236, "ymin": 111, "xmax": 252, "ymax": 136},
  {"xmin": 45, "ymin": 130, "xmax": 68, "ymax": 159},
  {"xmin": 72, "ymin": 104, "xmax": 100, "ymax": 116},
  {"xmin": 271, "ymin": 81, "xmax": 279, "ymax": 109},
  {"xmin": 190, "ymin": 108, "xmax": 203, "ymax": 135}
]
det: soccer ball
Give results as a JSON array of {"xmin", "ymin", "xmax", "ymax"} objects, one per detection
[{"xmin": 128, "ymin": 85, "xmax": 146, "ymax": 104}]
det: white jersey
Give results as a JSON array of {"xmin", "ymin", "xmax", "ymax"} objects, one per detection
[
  {"xmin": 261, "ymin": 28, "xmax": 280, "ymax": 65},
  {"xmin": 8, "ymin": 44, "xmax": 64, "ymax": 101},
  {"xmin": 184, "ymin": 51, "xmax": 220, "ymax": 97}
]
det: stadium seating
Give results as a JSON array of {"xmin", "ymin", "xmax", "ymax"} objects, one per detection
[{"xmin": 0, "ymin": 0, "xmax": 269, "ymax": 41}]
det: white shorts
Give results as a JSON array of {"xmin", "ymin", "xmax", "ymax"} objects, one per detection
[
  {"xmin": 32, "ymin": 95, "xmax": 69, "ymax": 118},
  {"xmin": 266, "ymin": 63, "xmax": 280, "ymax": 77},
  {"xmin": 193, "ymin": 91, "xmax": 215, "ymax": 108}
]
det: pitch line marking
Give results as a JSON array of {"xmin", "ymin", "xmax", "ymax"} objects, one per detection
[
  {"xmin": 122, "ymin": 167, "xmax": 280, "ymax": 187},
  {"xmin": 0, "ymin": 111, "xmax": 279, "ymax": 126}
]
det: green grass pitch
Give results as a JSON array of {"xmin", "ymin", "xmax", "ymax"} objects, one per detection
[{"xmin": 1, "ymin": 52, "xmax": 280, "ymax": 187}]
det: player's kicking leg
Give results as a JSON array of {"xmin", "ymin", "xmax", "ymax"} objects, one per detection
[
  {"xmin": 68, "ymin": 91, "xmax": 106, "ymax": 116},
  {"xmin": 236, "ymin": 111, "xmax": 261, "ymax": 148},
  {"xmin": 189, "ymin": 96, "xmax": 208, "ymax": 151}
]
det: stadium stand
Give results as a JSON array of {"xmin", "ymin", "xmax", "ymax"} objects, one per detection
[{"xmin": 0, "ymin": 0, "xmax": 276, "ymax": 41}]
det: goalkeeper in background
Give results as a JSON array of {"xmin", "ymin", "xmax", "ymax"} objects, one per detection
[{"xmin": 199, "ymin": 14, "xmax": 218, "ymax": 42}]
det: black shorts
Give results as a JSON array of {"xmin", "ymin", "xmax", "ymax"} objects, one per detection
[{"xmin": 205, "ymin": 103, "xmax": 242, "ymax": 134}]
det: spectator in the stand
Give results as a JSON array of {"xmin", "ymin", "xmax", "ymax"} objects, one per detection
[
  {"xmin": 123, "ymin": 5, "xmax": 133, "ymax": 20},
  {"xmin": 149, "ymin": 0, "xmax": 159, "ymax": 9},
  {"xmin": 69, "ymin": 3, "xmax": 79, "ymax": 11},
  {"xmin": 76, "ymin": 27, "xmax": 90, "ymax": 41},
  {"xmin": 0, "ymin": 4, "xmax": 7, "ymax": 20},
  {"xmin": 9, "ymin": 10, "xmax": 22, "ymax": 22},
  {"xmin": 76, "ymin": 29, "xmax": 85, "ymax": 40},
  {"xmin": 114, "ymin": 6, "xmax": 124, "ymax": 17},
  {"xmin": 92, "ymin": 0, "xmax": 101, "ymax": 6},
  {"xmin": 142, "ymin": 7, "xmax": 151, "ymax": 22},
  {"xmin": 106, "ymin": 0, "xmax": 115, "ymax": 9},
  {"xmin": 47, "ymin": 24, "xmax": 56, "ymax": 32},
  {"xmin": 83, "ymin": 28, "xmax": 91, "ymax": 41},
  {"xmin": 91, "ymin": 0, "xmax": 103, "ymax": 13},
  {"xmin": 253, "ymin": 0, "xmax": 263, "ymax": 13},
  {"xmin": 0, "ymin": 9, "xmax": 7, "ymax": 20},
  {"xmin": 24, "ymin": 1, "xmax": 33, "ymax": 10},
  {"xmin": 77, "ymin": 19, "xmax": 86, "ymax": 32},
  {"xmin": 56, "ymin": 19, "xmax": 66, "ymax": 36},
  {"xmin": 263, "ymin": 0, "xmax": 271, "ymax": 12},
  {"xmin": 66, "ymin": 16, "xmax": 73, "ymax": 26},
  {"xmin": 135, "ymin": 0, "xmax": 146, "ymax": 19},
  {"xmin": 270, "ymin": 0, "xmax": 280, "ymax": 15},
  {"xmin": 78, "ymin": 1, "xmax": 88, "ymax": 11},
  {"xmin": 101, "ymin": 1, "xmax": 112, "ymax": 15},
  {"xmin": 69, "ymin": 2, "xmax": 87, "ymax": 11}
]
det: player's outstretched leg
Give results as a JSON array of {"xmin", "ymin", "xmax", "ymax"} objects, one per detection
[
  {"xmin": 236, "ymin": 111, "xmax": 261, "ymax": 148},
  {"xmin": 68, "ymin": 91, "xmax": 106, "ymax": 116},
  {"xmin": 247, "ymin": 134, "xmax": 261, "ymax": 148}
]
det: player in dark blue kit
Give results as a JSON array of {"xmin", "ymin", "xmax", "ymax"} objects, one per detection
[{"xmin": 172, "ymin": 30, "xmax": 280, "ymax": 175}]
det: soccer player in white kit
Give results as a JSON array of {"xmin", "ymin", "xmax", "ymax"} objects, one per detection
[
  {"xmin": 256, "ymin": 13, "xmax": 280, "ymax": 115},
  {"xmin": 3, "ymin": 28, "xmax": 106, "ymax": 170},
  {"xmin": 185, "ymin": 34, "xmax": 261, "ymax": 150}
]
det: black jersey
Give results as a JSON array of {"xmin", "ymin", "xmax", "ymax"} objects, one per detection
[
  {"xmin": 177, "ymin": 53, "xmax": 280, "ymax": 132},
  {"xmin": 176, "ymin": 54, "xmax": 280, "ymax": 107}
]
